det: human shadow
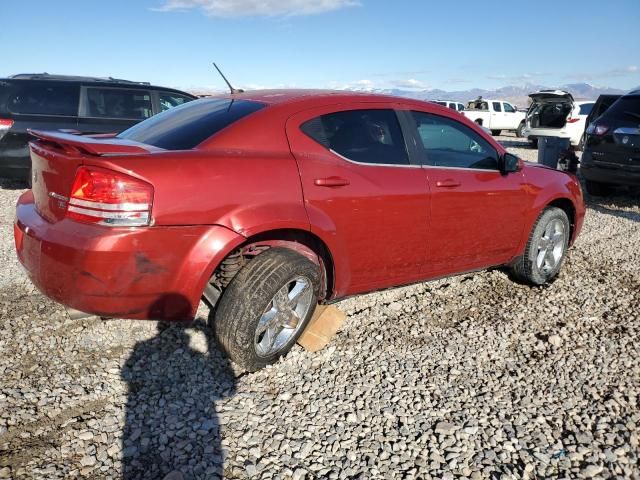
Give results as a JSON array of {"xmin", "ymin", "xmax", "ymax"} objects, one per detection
[{"xmin": 121, "ymin": 317, "xmax": 236, "ymax": 480}]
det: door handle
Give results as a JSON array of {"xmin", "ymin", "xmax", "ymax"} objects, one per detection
[
  {"xmin": 435, "ymin": 179, "xmax": 461, "ymax": 188},
  {"xmin": 314, "ymin": 177, "xmax": 350, "ymax": 187}
]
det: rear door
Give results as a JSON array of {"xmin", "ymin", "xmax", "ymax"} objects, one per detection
[
  {"xmin": 78, "ymin": 86, "xmax": 153, "ymax": 134},
  {"xmin": 405, "ymin": 109, "xmax": 527, "ymax": 276},
  {"xmin": 0, "ymin": 80, "xmax": 80, "ymax": 177},
  {"xmin": 286, "ymin": 103, "xmax": 430, "ymax": 296}
]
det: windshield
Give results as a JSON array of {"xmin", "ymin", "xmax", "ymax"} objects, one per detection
[{"xmin": 118, "ymin": 98, "xmax": 265, "ymax": 150}]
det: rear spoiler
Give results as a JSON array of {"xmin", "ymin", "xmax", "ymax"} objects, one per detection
[{"xmin": 28, "ymin": 129, "xmax": 156, "ymax": 156}]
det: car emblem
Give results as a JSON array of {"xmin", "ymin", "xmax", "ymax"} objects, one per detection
[{"xmin": 622, "ymin": 136, "xmax": 629, "ymax": 145}]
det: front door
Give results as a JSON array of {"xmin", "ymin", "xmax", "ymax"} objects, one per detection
[
  {"xmin": 406, "ymin": 110, "xmax": 527, "ymax": 276},
  {"xmin": 286, "ymin": 104, "xmax": 430, "ymax": 297}
]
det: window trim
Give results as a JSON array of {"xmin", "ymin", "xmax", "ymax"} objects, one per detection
[
  {"xmin": 400, "ymin": 110, "xmax": 501, "ymax": 172},
  {"xmin": 299, "ymin": 108, "xmax": 417, "ymax": 168},
  {"xmin": 79, "ymin": 85, "xmax": 154, "ymax": 120}
]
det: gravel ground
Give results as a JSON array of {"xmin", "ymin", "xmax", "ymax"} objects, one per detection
[{"xmin": 0, "ymin": 133, "xmax": 639, "ymax": 479}]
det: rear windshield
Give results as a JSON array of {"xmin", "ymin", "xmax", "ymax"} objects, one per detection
[
  {"xmin": 578, "ymin": 103, "xmax": 594, "ymax": 115},
  {"xmin": 1, "ymin": 82, "xmax": 79, "ymax": 116},
  {"xmin": 601, "ymin": 95, "xmax": 640, "ymax": 123},
  {"xmin": 118, "ymin": 98, "xmax": 265, "ymax": 150}
]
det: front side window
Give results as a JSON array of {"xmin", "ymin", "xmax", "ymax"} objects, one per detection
[
  {"xmin": 118, "ymin": 98, "xmax": 265, "ymax": 150},
  {"xmin": 411, "ymin": 111, "xmax": 499, "ymax": 170},
  {"xmin": 503, "ymin": 103, "xmax": 515, "ymax": 113},
  {"xmin": 492, "ymin": 102, "xmax": 502, "ymax": 112},
  {"xmin": 300, "ymin": 109, "xmax": 409, "ymax": 165},
  {"xmin": 86, "ymin": 88, "xmax": 152, "ymax": 119},
  {"xmin": 7, "ymin": 83, "xmax": 79, "ymax": 116},
  {"xmin": 159, "ymin": 92, "xmax": 194, "ymax": 112}
]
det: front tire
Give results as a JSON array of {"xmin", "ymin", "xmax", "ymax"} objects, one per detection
[
  {"xmin": 511, "ymin": 207, "xmax": 570, "ymax": 285},
  {"xmin": 491, "ymin": 129, "xmax": 501, "ymax": 136},
  {"xmin": 212, "ymin": 248, "xmax": 320, "ymax": 371},
  {"xmin": 516, "ymin": 122, "xmax": 526, "ymax": 138}
]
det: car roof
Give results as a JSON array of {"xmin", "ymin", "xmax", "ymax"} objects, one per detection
[
  {"xmin": 1, "ymin": 74, "xmax": 196, "ymax": 97},
  {"xmin": 211, "ymin": 89, "xmax": 416, "ymax": 107}
]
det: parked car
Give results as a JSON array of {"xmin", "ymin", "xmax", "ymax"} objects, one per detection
[
  {"xmin": 461, "ymin": 97, "xmax": 526, "ymax": 136},
  {"xmin": 0, "ymin": 74, "xmax": 196, "ymax": 184},
  {"xmin": 14, "ymin": 91, "xmax": 585, "ymax": 371},
  {"xmin": 432, "ymin": 100, "xmax": 465, "ymax": 112},
  {"xmin": 581, "ymin": 90, "xmax": 640, "ymax": 195},
  {"xmin": 523, "ymin": 90, "xmax": 594, "ymax": 149}
]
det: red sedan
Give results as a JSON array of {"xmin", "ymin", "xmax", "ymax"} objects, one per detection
[{"xmin": 14, "ymin": 90, "xmax": 585, "ymax": 370}]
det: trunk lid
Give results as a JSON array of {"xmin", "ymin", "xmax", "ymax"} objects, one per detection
[
  {"xmin": 28, "ymin": 130, "xmax": 157, "ymax": 223},
  {"xmin": 528, "ymin": 90, "xmax": 574, "ymax": 104}
]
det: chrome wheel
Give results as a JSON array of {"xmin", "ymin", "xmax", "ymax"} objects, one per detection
[
  {"xmin": 254, "ymin": 276, "xmax": 314, "ymax": 357},
  {"xmin": 536, "ymin": 219, "xmax": 566, "ymax": 273}
]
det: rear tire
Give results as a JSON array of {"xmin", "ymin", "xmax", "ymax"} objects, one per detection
[
  {"xmin": 491, "ymin": 130, "xmax": 501, "ymax": 136},
  {"xmin": 516, "ymin": 122, "xmax": 526, "ymax": 138},
  {"xmin": 585, "ymin": 180, "xmax": 611, "ymax": 197},
  {"xmin": 529, "ymin": 138, "xmax": 538, "ymax": 148},
  {"xmin": 212, "ymin": 248, "xmax": 320, "ymax": 371},
  {"xmin": 511, "ymin": 207, "xmax": 570, "ymax": 285}
]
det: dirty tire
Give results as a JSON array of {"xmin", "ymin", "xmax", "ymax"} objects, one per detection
[
  {"xmin": 585, "ymin": 180, "xmax": 611, "ymax": 197},
  {"xmin": 516, "ymin": 122, "xmax": 525, "ymax": 138},
  {"xmin": 511, "ymin": 207, "xmax": 570, "ymax": 285},
  {"xmin": 491, "ymin": 129, "xmax": 501, "ymax": 136},
  {"xmin": 212, "ymin": 248, "xmax": 320, "ymax": 371}
]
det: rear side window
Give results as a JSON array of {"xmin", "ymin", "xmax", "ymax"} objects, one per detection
[
  {"xmin": 579, "ymin": 103, "xmax": 594, "ymax": 115},
  {"xmin": 411, "ymin": 111, "xmax": 499, "ymax": 170},
  {"xmin": 158, "ymin": 91, "xmax": 194, "ymax": 112},
  {"xmin": 601, "ymin": 95, "xmax": 640, "ymax": 122},
  {"xmin": 492, "ymin": 102, "xmax": 502, "ymax": 112},
  {"xmin": 6, "ymin": 83, "xmax": 79, "ymax": 116},
  {"xmin": 118, "ymin": 98, "xmax": 265, "ymax": 150},
  {"xmin": 300, "ymin": 109, "xmax": 409, "ymax": 165},
  {"xmin": 86, "ymin": 88, "xmax": 152, "ymax": 119}
]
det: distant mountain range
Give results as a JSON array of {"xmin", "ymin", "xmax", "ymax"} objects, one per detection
[
  {"xmin": 342, "ymin": 82, "xmax": 635, "ymax": 109},
  {"xmin": 189, "ymin": 82, "xmax": 637, "ymax": 108}
]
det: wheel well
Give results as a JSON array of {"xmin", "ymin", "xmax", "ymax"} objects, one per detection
[
  {"xmin": 475, "ymin": 119, "xmax": 483, "ymax": 125},
  {"xmin": 211, "ymin": 229, "xmax": 335, "ymax": 302},
  {"xmin": 548, "ymin": 198, "xmax": 576, "ymax": 239}
]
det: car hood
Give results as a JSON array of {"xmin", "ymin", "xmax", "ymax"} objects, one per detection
[{"xmin": 528, "ymin": 90, "xmax": 574, "ymax": 104}]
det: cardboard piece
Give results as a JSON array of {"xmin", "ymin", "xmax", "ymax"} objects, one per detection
[{"xmin": 297, "ymin": 305, "xmax": 346, "ymax": 353}]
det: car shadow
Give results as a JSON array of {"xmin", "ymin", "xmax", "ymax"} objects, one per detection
[
  {"xmin": 497, "ymin": 139, "xmax": 533, "ymax": 149},
  {"xmin": 586, "ymin": 192, "xmax": 640, "ymax": 223},
  {"xmin": 121, "ymin": 316, "xmax": 236, "ymax": 480},
  {"xmin": 0, "ymin": 177, "xmax": 27, "ymax": 191}
]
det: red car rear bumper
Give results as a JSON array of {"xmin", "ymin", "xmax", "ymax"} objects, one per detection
[{"xmin": 14, "ymin": 191, "xmax": 245, "ymax": 321}]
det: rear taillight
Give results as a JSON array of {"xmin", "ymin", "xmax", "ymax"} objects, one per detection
[
  {"xmin": 566, "ymin": 118, "xmax": 580, "ymax": 123},
  {"xmin": 0, "ymin": 119, "xmax": 13, "ymax": 140},
  {"xmin": 66, "ymin": 166, "xmax": 153, "ymax": 227},
  {"xmin": 586, "ymin": 123, "xmax": 609, "ymax": 136}
]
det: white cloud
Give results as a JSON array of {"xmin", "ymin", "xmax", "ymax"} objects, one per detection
[
  {"xmin": 487, "ymin": 72, "xmax": 543, "ymax": 82},
  {"xmin": 567, "ymin": 65, "xmax": 639, "ymax": 80},
  {"xmin": 154, "ymin": 0, "xmax": 360, "ymax": 17},
  {"xmin": 392, "ymin": 78, "xmax": 429, "ymax": 89}
]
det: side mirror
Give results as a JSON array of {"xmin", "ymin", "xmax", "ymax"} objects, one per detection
[{"xmin": 501, "ymin": 153, "xmax": 521, "ymax": 174}]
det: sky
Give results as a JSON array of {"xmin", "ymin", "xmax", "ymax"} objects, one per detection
[{"xmin": 1, "ymin": 0, "xmax": 639, "ymax": 93}]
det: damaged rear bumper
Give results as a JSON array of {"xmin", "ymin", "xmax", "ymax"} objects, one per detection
[{"xmin": 14, "ymin": 191, "xmax": 245, "ymax": 321}]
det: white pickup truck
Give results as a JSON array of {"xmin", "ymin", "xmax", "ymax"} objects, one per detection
[{"xmin": 462, "ymin": 98, "xmax": 526, "ymax": 136}]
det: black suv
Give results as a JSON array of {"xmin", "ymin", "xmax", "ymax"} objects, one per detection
[
  {"xmin": 581, "ymin": 90, "xmax": 640, "ymax": 195},
  {"xmin": 0, "ymin": 74, "xmax": 196, "ymax": 183}
]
